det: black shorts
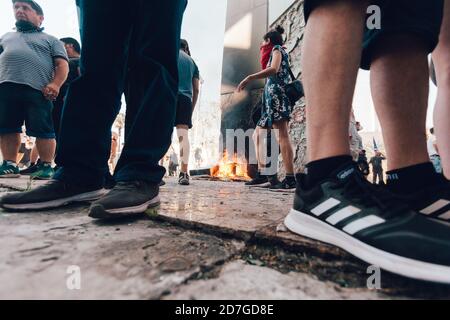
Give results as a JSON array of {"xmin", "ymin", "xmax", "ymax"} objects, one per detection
[
  {"xmin": 304, "ymin": 0, "xmax": 444, "ymax": 70},
  {"xmin": 175, "ymin": 93, "xmax": 193, "ymax": 129},
  {"xmin": 0, "ymin": 82, "xmax": 55, "ymax": 139}
]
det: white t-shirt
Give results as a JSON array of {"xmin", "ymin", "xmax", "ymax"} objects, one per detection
[{"xmin": 427, "ymin": 135, "xmax": 438, "ymax": 156}]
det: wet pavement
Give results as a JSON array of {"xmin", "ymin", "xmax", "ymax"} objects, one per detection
[{"xmin": 0, "ymin": 176, "xmax": 449, "ymax": 299}]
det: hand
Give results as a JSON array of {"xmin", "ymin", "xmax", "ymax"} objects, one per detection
[
  {"xmin": 42, "ymin": 82, "xmax": 60, "ymax": 101},
  {"xmin": 237, "ymin": 76, "xmax": 252, "ymax": 92}
]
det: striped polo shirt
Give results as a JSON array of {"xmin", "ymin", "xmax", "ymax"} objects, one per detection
[{"xmin": 0, "ymin": 29, "xmax": 68, "ymax": 92}]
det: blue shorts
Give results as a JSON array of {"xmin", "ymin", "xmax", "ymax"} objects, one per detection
[{"xmin": 0, "ymin": 82, "xmax": 55, "ymax": 139}]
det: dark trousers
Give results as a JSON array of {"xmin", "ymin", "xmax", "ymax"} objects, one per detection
[
  {"xmin": 55, "ymin": 0, "xmax": 187, "ymax": 187},
  {"xmin": 373, "ymin": 170, "xmax": 384, "ymax": 185}
]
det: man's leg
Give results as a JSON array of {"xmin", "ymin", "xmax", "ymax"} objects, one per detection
[
  {"xmin": 433, "ymin": 0, "xmax": 450, "ymax": 179},
  {"xmin": 114, "ymin": 0, "xmax": 187, "ymax": 184},
  {"xmin": 177, "ymin": 125, "xmax": 190, "ymax": 174},
  {"xmin": 55, "ymin": 0, "xmax": 134, "ymax": 187},
  {"xmin": 0, "ymin": 134, "xmax": 20, "ymax": 162},
  {"xmin": 35, "ymin": 138, "xmax": 56, "ymax": 163},
  {"xmin": 370, "ymin": 34, "xmax": 430, "ymax": 172},
  {"xmin": 302, "ymin": 0, "xmax": 369, "ymax": 186},
  {"xmin": 304, "ymin": 0, "xmax": 369, "ymax": 162}
]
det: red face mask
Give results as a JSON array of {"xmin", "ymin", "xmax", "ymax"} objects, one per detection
[{"xmin": 260, "ymin": 42, "xmax": 274, "ymax": 70}]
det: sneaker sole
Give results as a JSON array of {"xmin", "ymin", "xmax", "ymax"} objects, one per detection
[
  {"xmin": 89, "ymin": 195, "xmax": 161, "ymax": 219},
  {"xmin": 1, "ymin": 189, "xmax": 109, "ymax": 211},
  {"xmin": 0, "ymin": 174, "xmax": 21, "ymax": 179},
  {"xmin": 247, "ymin": 182, "xmax": 271, "ymax": 188},
  {"xmin": 285, "ymin": 209, "xmax": 450, "ymax": 284},
  {"xmin": 269, "ymin": 188, "xmax": 296, "ymax": 193}
]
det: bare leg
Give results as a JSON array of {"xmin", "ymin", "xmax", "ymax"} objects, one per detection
[
  {"xmin": 35, "ymin": 138, "xmax": 56, "ymax": 163},
  {"xmin": 273, "ymin": 120, "xmax": 294, "ymax": 174},
  {"xmin": 253, "ymin": 126, "xmax": 266, "ymax": 170},
  {"xmin": 177, "ymin": 125, "xmax": 190, "ymax": 173},
  {"xmin": 370, "ymin": 35, "xmax": 430, "ymax": 171},
  {"xmin": 302, "ymin": 0, "xmax": 369, "ymax": 162},
  {"xmin": 432, "ymin": 0, "xmax": 450, "ymax": 178},
  {"xmin": 30, "ymin": 146, "xmax": 39, "ymax": 164},
  {"xmin": 0, "ymin": 133, "xmax": 21, "ymax": 163}
]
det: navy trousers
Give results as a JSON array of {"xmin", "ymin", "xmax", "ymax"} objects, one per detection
[{"xmin": 55, "ymin": 0, "xmax": 187, "ymax": 187}]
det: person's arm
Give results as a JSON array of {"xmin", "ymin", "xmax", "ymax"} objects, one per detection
[
  {"xmin": 42, "ymin": 57, "xmax": 69, "ymax": 100},
  {"xmin": 237, "ymin": 50, "xmax": 282, "ymax": 92},
  {"xmin": 192, "ymin": 77, "xmax": 200, "ymax": 111}
]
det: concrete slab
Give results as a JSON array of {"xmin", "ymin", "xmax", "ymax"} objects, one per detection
[{"xmin": 165, "ymin": 260, "xmax": 388, "ymax": 300}]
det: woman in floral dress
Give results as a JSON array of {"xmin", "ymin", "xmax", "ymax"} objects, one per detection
[{"xmin": 237, "ymin": 26, "xmax": 296, "ymax": 190}]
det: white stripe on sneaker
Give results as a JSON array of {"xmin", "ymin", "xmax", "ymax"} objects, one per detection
[
  {"xmin": 438, "ymin": 211, "xmax": 450, "ymax": 220},
  {"xmin": 421, "ymin": 200, "xmax": 450, "ymax": 215},
  {"xmin": 311, "ymin": 198, "xmax": 340, "ymax": 216},
  {"xmin": 326, "ymin": 206, "xmax": 360, "ymax": 225},
  {"xmin": 343, "ymin": 215, "xmax": 385, "ymax": 235}
]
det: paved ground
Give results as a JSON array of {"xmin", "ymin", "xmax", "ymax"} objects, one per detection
[{"xmin": 1, "ymin": 176, "xmax": 450, "ymax": 300}]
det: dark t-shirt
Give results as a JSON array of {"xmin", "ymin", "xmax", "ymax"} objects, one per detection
[
  {"xmin": 59, "ymin": 57, "xmax": 80, "ymax": 99},
  {"xmin": 370, "ymin": 156, "xmax": 385, "ymax": 171}
]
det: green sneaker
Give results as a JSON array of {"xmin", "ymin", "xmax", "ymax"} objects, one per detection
[
  {"xmin": 0, "ymin": 161, "xmax": 20, "ymax": 178},
  {"xmin": 30, "ymin": 162, "xmax": 55, "ymax": 180}
]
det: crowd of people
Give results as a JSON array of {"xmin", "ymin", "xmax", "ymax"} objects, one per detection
[{"xmin": 0, "ymin": 0, "xmax": 450, "ymax": 284}]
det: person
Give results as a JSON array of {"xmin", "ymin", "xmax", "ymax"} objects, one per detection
[
  {"xmin": 428, "ymin": 128, "xmax": 442, "ymax": 174},
  {"xmin": 0, "ymin": 0, "xmax": 69, "ymax": 180},
  {"xmin": 1, "ymin": 0, "xmax": 187, "ymax": 220},
  {"xmin": 357, "ymin": 150, "xmax": 370, "ymax": 176},
  {"xmin": 284, "ymin": 0, "xmax": 450, "ymax": 284},
  {"xmin": 194, "ymin": 147, "xmax": 203, "ymax": 168},
  {"xmin": 238, "ymin": 26, "xmax": 296, "ymax": 190},
  {"xmin": 54, "ymin": 37, "xmax": 81, "ymax": 139},
  {"xmin": 175, "ymin": 39, "xmax": 200, "ymax": 186},
  {"xmin": 369, "ymin": 151, "xmax": 386, "ymax": 185},
  {"xmin": 21, "ymin": 37, "xmax": 82, "ymax": 176},
  {"xmin": 169, "ymin": 149, "xmax": 179, "ymax": 177},
  {"xmin": 432, "ymin": 0, "xmax": 450, "ymax": 179}
]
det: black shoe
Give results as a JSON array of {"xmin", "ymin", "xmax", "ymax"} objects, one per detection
[
  {"xmin": 159, "ymin": 180, "xmax": 166, "ymax": 187},
  {"xmin": 0, "ymin": 180, "xmax": 108, "ymax": 211},
  {"xmin": 245, "ymin": 174, "xmax": 268, "ymax": 186},
  {"xmin": 269, "ymin": 177, "xmax": 296, "ymax": 191},
  {"xmin": 392, "ymin": 175, "xmax": 450, "ymax": 222},
  {"xmin": 19, "ymin": 162, "xmax": 39, "ymax": 176},
  {"xmin": 89, "ymin": 181, "xmax": 160, "ymax": 220},
  {"xmin": 284, "ymin": 162, "xmax": 450, "ymax": 284},
  {"xmin": 178, "ymin": 172, "xmax": 190, "ymax": 186}
]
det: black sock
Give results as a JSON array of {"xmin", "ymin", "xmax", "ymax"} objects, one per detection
[
  {"xmin": 306, "ymin": 155, "xmax": 353, "ymax": 188},
  {"xmin": 387, "ymin": 162, "xmax": 443, "ymax": 195}
]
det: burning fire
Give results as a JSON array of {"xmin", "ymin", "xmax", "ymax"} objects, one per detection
[{"xmin": 210, "ymin": 151, "xmax": 251, "ymax": 181}]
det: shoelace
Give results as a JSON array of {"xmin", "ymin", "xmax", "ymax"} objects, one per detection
[{"xmin": 331, "ymin": 171, "xmax": 409, "ymax": 218}]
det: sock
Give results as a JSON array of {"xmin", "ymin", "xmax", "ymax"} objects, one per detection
[
  {"xmin": 305, "ymin": 155, "xmax": 353, "ymax": 188},
  {"xmin": 387, "ymin": 162, "xmax": 443, "ymax": 195}
]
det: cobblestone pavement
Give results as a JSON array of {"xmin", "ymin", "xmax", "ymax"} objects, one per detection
[{"xmin": 1, "ymin": 177, "xmax": 449, "ymax": 299}]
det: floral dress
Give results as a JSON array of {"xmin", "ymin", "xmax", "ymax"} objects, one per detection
[{"xmin": 257, "ymin": 45, "xmax": 292, "ymax": 128}]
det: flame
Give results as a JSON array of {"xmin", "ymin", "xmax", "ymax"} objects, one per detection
[{"xmin": 210, "ymin": 151, "xmax": 251, "ymax": 181}]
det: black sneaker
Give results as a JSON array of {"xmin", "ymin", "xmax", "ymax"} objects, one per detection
[
  {"xmin": 269, "ymin": 177, "xmax": 296, "ymax": 192},
  {"xmin": 178, "ymin": 172, "xmax": 190, "ymax": 186},
  {"xmin": 88, "ymin": 181, "xmax": 160, "ymax": 219},
  {"xmin": 392, "ymin": 175, "xmax": 450, "ymax": 222},
  {"xmin": 19, "ymin": 162, "xmax": 39, "ymax": 176},
  {"xmin": 245, "ymin": 173, "xmax": 269, "ymax": 187},
  {"xmin": 284, "ymin": 163, "xmax": 450, "ymax": 284},
  {"xmin": 0, "ymin": 180, "xmax": 108, "ymax": 211}
]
